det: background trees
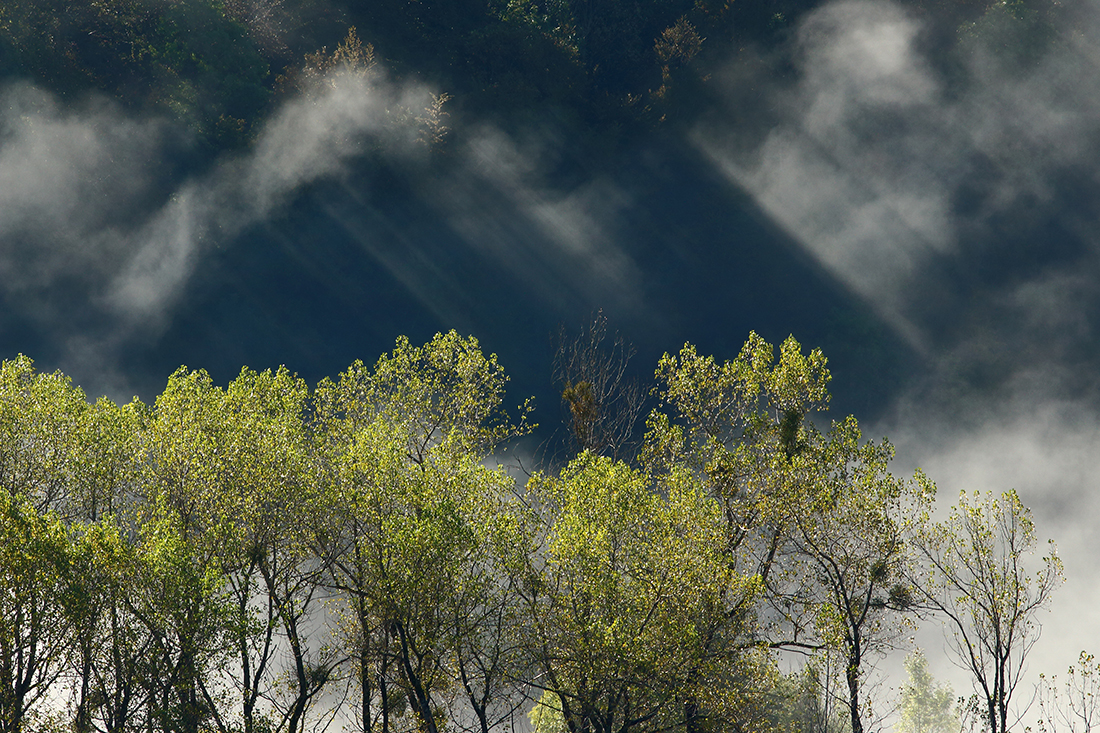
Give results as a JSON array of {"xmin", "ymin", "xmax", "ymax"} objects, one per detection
[
  {"xmin": 552, "ymin": 311, "xmax": 647, "ymax": 462},
  {"xmin": 897, "ymin": 650, "xmax": 958, "ymax": 733}
]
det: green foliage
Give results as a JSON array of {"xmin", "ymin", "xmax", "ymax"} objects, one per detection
[
  {"xmin": 644, "ymin": 333, "xmax": 934, "ymax": 733},
  {"xmin": 769, "ymin": 661, "xmax": 851, "ymax": 733},
  {"xmin": 315, "ymin": 331, "xmax": 532, "ymax": 733},
  {"xmin": 913, "ymin": 489, "xmax": 1064, "ymax": 733},
  {"xmin": 0, "ymin": 332, "xmax": 1068, "ymax": 733},
  {"xmin": 316, "ymin": 331, "xmax": 532, "ymax": 461},
  {"xmin": 0, "ymin": 490, "xmax": 77, "ymax": 733},
  {"xmin": 0, "ymin": 355, "xmax": 89, "ymax": 513},
  {"xmin": 529, "ymin": 689, "xmax": 568, "ymax": 733},
  {"xmin": 526, "ymin": 451, "xmax": 760, "ymax": 733}
]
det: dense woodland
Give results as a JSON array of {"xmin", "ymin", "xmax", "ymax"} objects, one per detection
[
  {"xmin": 0, "ymin": 0, "xmax": 1069, "ymax": 155},
  {"xmin": 0, "ymin": 326, "xmax": 1079, "ymax": 733}
]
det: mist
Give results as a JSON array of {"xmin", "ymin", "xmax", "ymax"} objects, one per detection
[
  {"xmin": 695, "ymin": 0, "xmax": 1100, "ymax": 716},
  {"xmin": 0, "ymin": 64, "xmax": 441, "ymax": 397}
]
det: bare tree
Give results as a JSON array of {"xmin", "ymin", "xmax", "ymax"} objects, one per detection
[
  {"xmin": 912, "ymin": 490, "xmax": 1063, "ymax": 733},
  {"xmin": 1037, "ymin": 651, "xmax": 1100, "ymax": 733},
  {"xmin": 552, "ymin": 311, "xmax": 647, "ymax": 462}
]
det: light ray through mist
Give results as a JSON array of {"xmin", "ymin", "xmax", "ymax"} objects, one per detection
[
  {"xmin": 695, "ymin": 0, "xmax": 1100, "ymax": 715},
  {"xmin": 0, "ymin": 69, "xmax": 439, "ymax": 396}
]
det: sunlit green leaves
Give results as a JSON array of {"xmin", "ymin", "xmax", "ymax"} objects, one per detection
[
  {"xmin": 527, "ymin": 451, "xmax": 751, "ymax": 733},
  {"xmin": 0, "ymin": 331, "xmax": 1069, "ymax": 733},
  {"xmin": 0, "ymin": 490, "xmax": 78, "ymax": 732},
  {"xmin": 0, "ymin": 355, "xmax": 89, "ymax": 513}
]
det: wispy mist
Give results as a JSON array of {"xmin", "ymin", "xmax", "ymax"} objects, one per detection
[
  {"xmin": 433, "ymin": 125, "xmax": 643, "ymax": 315},
  {"xmin": 695, "ymin": 0, "xmax": 1100, "ymax": 707},
  {"xmin": 697, "ymin": 0, "xmax": 1100, "ymax": 365},
  {"xmin": 0, "ymin": 69, "xmax": 438, "ymax": 397}
]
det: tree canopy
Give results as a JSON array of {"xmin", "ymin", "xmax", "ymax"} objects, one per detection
[{"xmin": 0, "ymin": 329, "xmax": 1070, "ymax": 733}]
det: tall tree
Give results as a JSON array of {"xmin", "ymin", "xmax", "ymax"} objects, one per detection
[
  {"xmin": 0, "ymin": 491, "xmax": 77, "ymax": 733},
  {"xmin": 643, "ymin": 333, "xmax": 832, "ymax": 588},
  {"xmin": 913, "ymin": 490, "xmax": 1063, "ymax": 733},
  {"xmin": 0, "ymin": 355, "xmax": 92, "ymax": 733},
  {"xmin": 776, "ymin": 420, "xmax": 931, "ymax": 733},
  {"xmin": 64, "ymin": 397, "xmax": 148, "ymax": 733},
  {"xmin": 643, "ymin": 333, "xmax": 928, "ymax": 733},
  {"xmin": 0, "ymin": 355, "xmax": 88, "ymax": 513},
  {"xmin": 216, "ymin": 366, "xmax": 331, "ymax": 733},
  {"xmin": 523, "ymin": 452, "xmax": 757, "ymax": 733},
  {"xmin": 314, "ymin": 332, "xmax": 531, "ymax": 733},
  {"xmin": 136, "ymin": 367, "xmax": 239, "ymax": 733}
]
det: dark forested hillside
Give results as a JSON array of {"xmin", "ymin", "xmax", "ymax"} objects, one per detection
[{"xmin": 1, "ymin": 0, "xmax": 1055, "ymax": 152}]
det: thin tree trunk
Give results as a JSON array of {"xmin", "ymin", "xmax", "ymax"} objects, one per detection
[
  {"xmin": 392, "ymin": 621, "xmax": 438, "ymax": 733},
  {"xmin": 846, "ymin": 652, "xmax": 863, "ymax": 733}
]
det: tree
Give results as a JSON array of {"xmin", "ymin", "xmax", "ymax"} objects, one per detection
[
  {"xmin": 769, "ymin": 659, "xmax": 850, "ymax": 733},
  {"xmin": 63, "ymin": 398, "xmax": 148, "ymax": 733},
  {"xmin": 135, "ymin": 367, "xmax": 241, "ymax": 733},
  {"xmin": 445, "ymin": 481, "xmax": 535, "ymax": 733},
  {"xmin": 216, "ymin": 366, "xmax": 331, "ymax": 733},
  {"xmin": 553, "ymin": 311, "xmax": 647, "ymax": 462},
  {"xmin": 0, "ymin": 355, "xmax": 98, "ymax": 733},
  {"xmin": 314, "ymin": 332, "xmax": 531, "ymax": 733},
  {"xmin": 643, "ymin": 333, "xmax": 833, "ymax": 587},
  {"xmin": 898, "ymin": 650, "xmax": 958, "ymax": 733},
  {"xmin": 643, "ymin": 333, "xmax": 930, "ymax": 733},
  {"xmin": 912, "ymin": 490, "xmax": 1063, "ymax": 733},
  {"xmin": 0, "ymin": 491, "xmax": 77, "ymax": 733},
  {"xmin": 775, "ymin": 421, "xmax": 932, "ymax": 733},
  {"xmin": 523, "ymin": 452, "xmax": 757, "ymax": 733},
  {"xmin": 66, "ymin": 514, "xmax": 156, "ymax": 733},
  {"xmin": 1037, "ymin": 651, "xmax": 1100, "ymax": 733}
]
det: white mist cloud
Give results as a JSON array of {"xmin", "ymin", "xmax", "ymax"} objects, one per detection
[
  {"xmin": 0, "ymin": 70, "xmax": 437, "ymax": 396},
  {"xmin": 696, "ymin": 1, "xmax": 958, "ymax": 347},
  {"xmin": 0, "ymin": 84, "xmax": 168, "ymax": 293},
  {"xmin": 694, "ymin": 0, "xmax": 1100, "ymax": 717},
  {"xmin": 0, "ymin": 59, "xmax": 644, "ymax": 402},
  {"xmin": 107, "ymin": 72, "xmax": 434, "ymax": 324},
  {"xmin": 430, "ymin": 125, "xmax": 644, "ymax": 316},
  {"xmin": 695, "ymin": 0, "xmax": 1100, "ymax": 353}
]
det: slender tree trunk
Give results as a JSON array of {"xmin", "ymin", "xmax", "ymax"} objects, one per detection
[
  {"xmin": 360, "ymin": 647, "xmax": 371, "ymax": 733},
  {"xmin": 178, "ymin": 642, "xmax": 201, "ymax": 733},
  {"xmin": 380, "ymin": 665, "xmax": 390, "ymax": 733},
  {"xmin": 392, "ymin": 621, "xmax": 438, "ymax": 733},
  {"xmin": 285, "ymin": 614, "xmax": 309, "ymax": 733},
  {"xmin": 75, "ymin": 631, "xmax": 94, "ymax": 733},
  {"xmin": 846, "ymin": 651, "xmax": 863, "ymax": 733},
  {"xmin": 684, "ymin": 698, "xmax": 700, "ymax": 733}
]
